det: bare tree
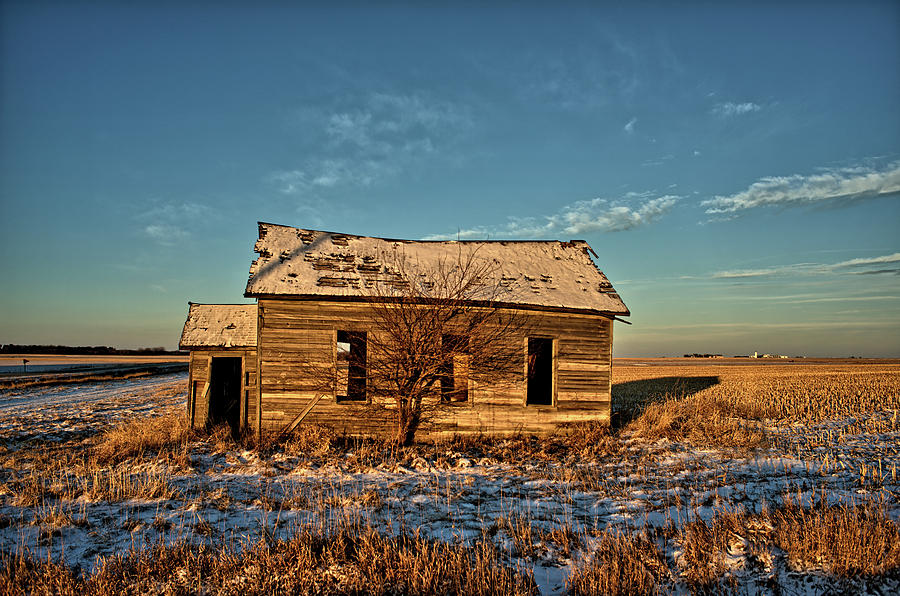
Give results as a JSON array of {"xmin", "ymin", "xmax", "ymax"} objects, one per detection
[
  {"xmin": 363, "ymin": 248, "xmax": 530, "ymax": 446},
  {"xmin": 290, "ymin": 247, "xmax": 530, "ymax": 447}
]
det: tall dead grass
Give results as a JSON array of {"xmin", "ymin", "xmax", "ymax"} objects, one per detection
[
  {"xmin": 567, "ymin": 499, "xmax": 900, "ymax": 594},
  {"xmin": 3, "ymin": 498, "xmax": 896, "ymax": 593},
  {"xmin": 2, "ymin": 412, "xmax": 191, "ymax": 507},
  {"xmin": 1, "ymin": 520, "xmax": 536, "ymax": 595},
  {"xmin": 567, "ymin": 530, "xmax": 668, "ymax": 595},
  {"xmin": 674, "ymin": 498, "xmax": 900, "ymax": 590},
  {"xmin": 613, "ymin": 363, "xmax": 900, "ymax": 449},
  {"xmin": 270, "ymin": 419, "xmax": 621, "ymax": 470},
  {"xmin": 772, "ymin": 495, "xmax": 900, "ymax": 576},
  {"xmin": 92, "ymin": 412, "xmax": 192, "ymax": 464},
  {"xmin": 626, "ymin": 393, "xmax": 768, "ymax": 450}
]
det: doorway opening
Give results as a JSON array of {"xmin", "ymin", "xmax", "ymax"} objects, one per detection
[
  {"xmin": 209, "ymin": 357, "xmax": 242, "ymax": 436},
  {"xmin": 526, "ymin": 338, "xmax": 554, "ymax": 406}
]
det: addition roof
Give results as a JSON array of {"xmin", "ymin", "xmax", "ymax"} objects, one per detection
[{"xmin": 179, "ymin": 303, "xmax": 257, "ymax": 349}]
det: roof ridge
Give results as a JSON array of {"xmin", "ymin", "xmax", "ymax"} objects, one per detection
[{"xmin": 257, "ymin": 221, "xmax": 585, "ymax": 245}]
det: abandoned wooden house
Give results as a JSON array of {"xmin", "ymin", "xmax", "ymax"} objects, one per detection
[{"xmin": 180, "ymin": 222, "xmax": 629, "ymax": 440}]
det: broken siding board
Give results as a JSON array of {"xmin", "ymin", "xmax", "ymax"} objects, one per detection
[{"xmin": 558, "ymin": 361, "xmax": 611, "ymax": 372}]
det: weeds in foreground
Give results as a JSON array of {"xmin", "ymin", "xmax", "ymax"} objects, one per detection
[
  {"xmin": 567, "ymin": 530, "xmax": 669, "ymax": 596},
  {"xmin": 568, "ymin": 499, "xmax": 900, "ymax": 595},
  {"xmin": 1, "ymin": 520, "xmax": 536, "ymax": 595},
  {"xmin": 3, "ymin": 499, "xmax": 896, "ymax": 594},
  {"xmin": 773, "ymin": 494, "xmax": 900, "ymax": 576}
]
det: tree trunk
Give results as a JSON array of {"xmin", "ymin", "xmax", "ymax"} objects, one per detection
[{"xmin": 394, "ymin": 397, "xmax": 422, "ymax": 447}]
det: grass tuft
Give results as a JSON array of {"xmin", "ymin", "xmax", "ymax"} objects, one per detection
[
  {"xmin": 93, "ymin": 412, "xmax": 191, "ymax": 464},
  {"xmin": 567, "ymin": 530, "xmax": 668, "ymax": 595}
]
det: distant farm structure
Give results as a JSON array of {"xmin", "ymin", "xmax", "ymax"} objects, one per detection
[
  {"xmin": 751, "ymin": 351, "xmax": 791, "ymax": 359},
  {"xmin": 181, "ymin": 223, "xmax": 629, "ymax": 441}
]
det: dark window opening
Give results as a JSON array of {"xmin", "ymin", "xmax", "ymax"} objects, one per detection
[
  {"xmin": 526, "ymin": 338, "xmax": 553, "ymax": 406},
  {"xmin": 209, "ymin": 357, "xmax": 242, "ymax": 436},
  {"xmin": 440, "ymin": 334, "xmax": 469, "ymax": 403},
  {"xmin": 337, "ymin": 330, "xmax": 367, "ymax": 401}
]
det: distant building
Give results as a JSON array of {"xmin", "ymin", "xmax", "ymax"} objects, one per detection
[{"xmin": 751, "ymin": 351, "xmax": 790, "ymax": 359}]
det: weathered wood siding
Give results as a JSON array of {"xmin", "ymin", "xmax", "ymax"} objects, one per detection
[
  {"xmin": 256, "ymin": 298, "xmax": 613, "ymax": 439},
  {"xmin": 188, "ymin": 348, "xmax": 257, "ymax": 430}
]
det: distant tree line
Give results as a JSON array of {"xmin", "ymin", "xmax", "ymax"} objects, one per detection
[{"xmin": 0, "ymin": 344, "xmax": 186, "ymax": 355}]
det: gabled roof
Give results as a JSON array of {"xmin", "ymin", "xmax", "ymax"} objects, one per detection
[
  {"xmin": 179, "ymin": 304, "xmax": 257, "ymax": 349},
  {"xmin": 245, "ymin": 223, "xmax": 629, "ymax": 316}
]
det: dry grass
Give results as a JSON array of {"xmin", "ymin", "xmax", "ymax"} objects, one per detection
[
  {"xmin": 566, "ymin": 499, "xmax": 900, "ymax": 594},
  {"xmin": 677, "ymin": 508, "xmax": 748, "ymax": 591},
  {"xmin": 614, "ymin": 361, "xmax": 900, "ymax": 449},
  {"xmin": 269, "ymin": 419, "xmax": 622, "ymax": 471},
  {"xmin": 672, "ymin": 498, "xmax": 900, "ymax": 589},
  {"xmin": 499, "ymin": 514, "xmax": 540, "ymax": 559},
  {"xmin": 1, "ymin": 411, "xmax": 192, "ymax": 508},
  {"xmin": 6, "ymin": 461, "xmax": 177, "ymax": 506},
  {"xmin": 93, "ymin": 411, "xmax": 192, "ymax": 464},
  {"xmin": 281, "ymin": 424, "xmax": 338, "ymax": 457},
  {"xmin": 0, "ymin": 519, "xmax": 536, "ymax": 595},
  {"xmin": 772, "ymin": 496, "xmax": 900, "ymax": 576},
  {"xmin": 567, "ymin": 530, "xmax": 668, "ymax": 595},
  {"xmin": 2, "ymin": 489, "xmax": 897, "ymax": 593},
  {"xmin": 626, "ymin": 393, "xmax": 768, "ymax": 450}
]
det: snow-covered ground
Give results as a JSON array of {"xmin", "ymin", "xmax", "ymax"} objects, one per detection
[
  {"xmin": 0, "ymin": 372, "xmax": 898, "ymax": 594},
  {"xmin": 0, "ymin": 372, "xmax": 187, "ymax": 443}
]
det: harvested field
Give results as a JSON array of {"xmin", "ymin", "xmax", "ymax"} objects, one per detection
[
  {"xmin": 1, "ymin": 359, "xmax": 898, "ymax": 594},
  {"xmin": 0, "ymin": 354, "xmax": 189, "ymax": 390}
]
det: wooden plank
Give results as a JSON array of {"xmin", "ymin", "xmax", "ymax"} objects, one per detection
[
  {"xmin": 256, "ymin": 304, "xmax": 263, "ymax": 440},
  {"xmin": 558, "ymin": 361, "xmax": 610, "ymax": 372},
  {"xmin": 253, "ymin": 298, "xmax": 614, "ymax": 436}
]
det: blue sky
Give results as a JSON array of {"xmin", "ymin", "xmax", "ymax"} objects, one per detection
[{"xmin": 1, "ymin": 2, "xmax": 898, "ymax": 356}]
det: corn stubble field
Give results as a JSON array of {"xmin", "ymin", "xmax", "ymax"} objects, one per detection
[{"xmin": 1, "ymin": 360, "xmax": 899, "ymax": 594}]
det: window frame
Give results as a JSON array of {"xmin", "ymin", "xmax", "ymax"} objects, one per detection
[
  {"xmin": 335, "ymin": 329, "xmax": 368, "ymax": 403},
  {"xmin": 523, "ymin": 336, "xmax": 557, "ymax": 407}
]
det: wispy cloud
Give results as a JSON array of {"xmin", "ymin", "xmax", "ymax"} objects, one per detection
[
  {"xmin": 713, "ymin": 294, "xmax": 900, "ymax": 304},
  {"xmin": 624, "ymin": 117, "xmax": 637, "ymax": 134},
  {"xmin": 711, "ymin": 252, "xmax": 900, "ymax": 279},
  {"xmin": 641, "ymin": 154, "xmax": 675, "ymax": 167},
  {"xmin": 711, "ymin": 101, "xmax": 761, "ymax": 117},
  {"xmin": 269, "ymin": 92, "xmax": 470, "ymax": 195},
  {"xmin": 426, "ymin": 193, "xmax": 679, "ymax": 239},
  {"xmin": 644, "ymin": 320, "xmax": 898, "ymax": 331},
  {"xmin": 702, "ymin": 162, "xmax": 900, "ymax": 215},
  {"xmin": 831, "ymin": 252, "xmax": 900, "ymax": 268},
  {"xmin": 137, "ymin": 202, "xmax": 215, "ymax": 246},
  {"xmin": 143, "ymin": 224, "xmax": 189, "ymax": 246}
]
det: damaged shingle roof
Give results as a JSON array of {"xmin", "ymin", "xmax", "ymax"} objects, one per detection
[
  {"xmin": 179, "ymin": 304, "xmax": 257, "ymax": 349},
  {"xmin": 245, "ymin": 223, "xmax": 629, "ymax": 315}
]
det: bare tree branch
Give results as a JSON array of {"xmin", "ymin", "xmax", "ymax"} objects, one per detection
[{"xmin": 297, "ymin": 246, "xmax": 533, "ymax": 446}]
